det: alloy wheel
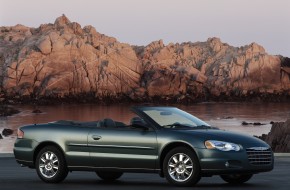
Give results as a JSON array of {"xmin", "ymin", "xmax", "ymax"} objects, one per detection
[
  {"xmin": 39, "ymin": 151, "xmax": 59, "ymax": 178},
  {"xmin": 167, "ymin": 153, "xmax": 193, "ymax": 182}
]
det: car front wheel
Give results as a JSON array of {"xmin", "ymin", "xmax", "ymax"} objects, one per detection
[
  {"xmin": 96, "ymin": 171, "xmax": 123, "ymax": 181},
  {"xmin": 220, "ymin": 174, "xmax": 253, "ymax": 184},
  {"xmin": 36, "ymin": 146, "xmax": 68, "ymax": 183},
  {"xmin": 163, "ymin": 147, "xmax": 201, "ymax": 187}
]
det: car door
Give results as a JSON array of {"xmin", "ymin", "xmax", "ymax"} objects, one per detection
[{"xmin": 88, "ymin": 126, "xmax": 158, "ymax": 170}]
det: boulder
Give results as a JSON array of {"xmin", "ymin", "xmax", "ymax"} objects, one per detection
[
  {"xmin": 253, "ymin": 122, "xmax": 266, "ymax": 126},
  {"xmin": 0, "ymin": 106, "xmax": 20, "ymax": 117},
  {"xmin": 222, "ymin": 116, "xmax": 234, "ymax": 119},
  {"xmin": 242, "ymin": 121, "xmax": 266, "ymax": 126},
  {"xmin": 2, "ymin": 128, "xmax": 13, "ymax": 136},
  {"xmin": 242, "ymin": 121, "xmax": 251, "ymax": 125},
  {"xmin": 36, "ymin": 36, "xmax": 52, "ymax": 54},
  {"xmin": 54, "ymin": 14, "xmax": 71, "ymax": 27},
  {"xmin": 260, "ymin": 119, "xmax": 290, "ymax": 152},
  {"xmin": 32, "ymin": 109, "xmax": 42, "ymax": 114}
]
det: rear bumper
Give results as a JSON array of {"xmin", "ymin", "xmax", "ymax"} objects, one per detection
[
  {"xmin": 15, "ymin": 158, "xmax": 34, "ymax": 168},
  {"xmin": 195, "ymin": 148, "xmax": 274, "ymax": 175},
  {"xmin": 13, "ymin": 138, "xmax": 39, "ymax": 167}
]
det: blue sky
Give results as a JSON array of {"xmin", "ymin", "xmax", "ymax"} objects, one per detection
[{"xmin": 0, "ymin": 0, "xmax": 289, "ymax": 56}]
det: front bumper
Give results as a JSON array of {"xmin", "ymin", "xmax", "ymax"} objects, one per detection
[{"xmin": 195, "ymin": 148, "xmax": 274, "ymax": 175}]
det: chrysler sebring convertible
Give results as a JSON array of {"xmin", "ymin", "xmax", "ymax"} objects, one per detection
[{"xmin": 14, "ymin": 106, "xmax": 274, "ymax": 186}]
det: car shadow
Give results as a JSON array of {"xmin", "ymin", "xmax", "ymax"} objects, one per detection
[{"xmin": 54, "ymin": 179, "xmax": 273, "ymax": 189}]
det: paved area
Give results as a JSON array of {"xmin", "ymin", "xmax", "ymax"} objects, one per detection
[{"xmin": 0, "ymin": 157, "xmax": 289, "ymax": 190}]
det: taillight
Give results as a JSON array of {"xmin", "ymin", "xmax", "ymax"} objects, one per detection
[{"xmin": 17, "ymin": 129, "xmax": 24, "ymax": 139}]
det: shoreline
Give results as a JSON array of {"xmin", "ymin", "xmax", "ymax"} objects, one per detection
[{"xmin": 1, "ymin": 92, "xmax": 290, "ymax": 106}]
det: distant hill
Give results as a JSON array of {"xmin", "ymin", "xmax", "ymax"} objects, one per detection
[{"xmin": 0, "ymin": 15, "xmax": 289, "ymax": 103}]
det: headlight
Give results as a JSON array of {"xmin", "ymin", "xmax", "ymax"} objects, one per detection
[{"xmin": 205, "ymin": 140, "xmax": 241, "ymax": 151}]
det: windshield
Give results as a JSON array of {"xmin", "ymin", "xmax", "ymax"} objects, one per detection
[{"xmin": 139, "ymin": 107, "xmax": 210, "ymax": 129}]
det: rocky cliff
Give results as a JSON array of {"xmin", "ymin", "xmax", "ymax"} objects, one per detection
[
  {"xmin": 259, "ymin": 119, "xmax": 290, "ymax": 153},
  {"xmin": 0, "ymin": 15, "xmax": 289, "ymax": 103}
]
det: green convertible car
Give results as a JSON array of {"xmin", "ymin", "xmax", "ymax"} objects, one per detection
[{"xmin": 14, "ymin": 106, "xmax": 274, "ymax": 186}]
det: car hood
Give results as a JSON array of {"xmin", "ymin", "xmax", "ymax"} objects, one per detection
[{"xmin": 180, "ymin": 129, "xmax": 270, "ymax": 148}]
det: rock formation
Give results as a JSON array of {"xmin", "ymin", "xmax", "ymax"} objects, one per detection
[
  {"xmin": 0, "ymin": 15, "xmax": 140, "ymax": 100},
  {"xmin": 0, "ymin": 105, "xmax": 20, "ymax": 116},
  {"xmin": 259, "ymin": 119, "xmax": 290, "ymax": 152},
  {"xmin": 2, "ymin": 128, "xmax": 13, "ymax": 136},
  {"xmin": 0, "ymin": 15, "xmax": 289, "ymax": 103}
]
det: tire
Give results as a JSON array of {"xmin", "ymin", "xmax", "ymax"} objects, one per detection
[
  {"xmin": 163, "ymin": 147, "xmax": 201, "ymax": 187},
  {"xmin": 220, "ymin": 174, "xmax": 253, "ymax": 184},
  {"xmin": 36, "ymin": 146, "xmax": 68, "ymax": 183},
  {"xmin": 96, "ymin": 171, "xmax": 123, "ymax": 181}
]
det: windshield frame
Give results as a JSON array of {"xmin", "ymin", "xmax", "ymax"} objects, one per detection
[{"xmin": 131, "ymin": 106, "xmax": 210, "ymax": 130}]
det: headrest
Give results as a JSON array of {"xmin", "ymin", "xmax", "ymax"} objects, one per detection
[
  {"xmin": 103, "ymin": 118, "xmax": 116, "ymax": 128},
  {"xmin": 130, "ymin": 117, "xmax": 146, "ymax": 125}
]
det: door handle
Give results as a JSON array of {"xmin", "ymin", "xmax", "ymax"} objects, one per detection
[{"xmin": 92, "ymin": 135, "xmax": 102, "ymax": 140}]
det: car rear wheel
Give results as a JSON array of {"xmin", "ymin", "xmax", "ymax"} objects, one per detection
[
  {"xmin": 220, "ymin": 174, "xmax": 253, "ymax": 184},
  {"xmin": 163, "ymin": 147, "xmax": 201, "ymax": 187},
  {"xmin": 36, "ymin": 146, "xmax": 68, "ymax": 183},
  {"xmin": 96, "ymin": 171, "xmax": 123, "ymax": 181}
]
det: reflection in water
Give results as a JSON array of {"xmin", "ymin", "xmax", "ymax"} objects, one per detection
[{"xmin": 1, "ymin": 102, "xmax": 290, "ymax": 152}]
